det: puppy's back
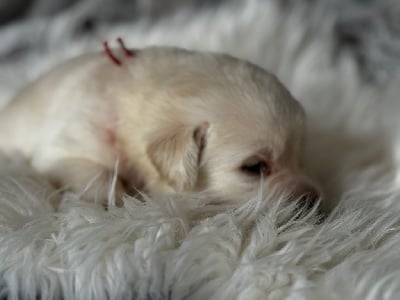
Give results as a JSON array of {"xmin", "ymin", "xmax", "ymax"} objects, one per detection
[{"xmin": 0, "ymin": 53, "xmax": 110, "ymax": 158}]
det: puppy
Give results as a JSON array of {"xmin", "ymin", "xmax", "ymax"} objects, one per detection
[{"xmin": 0, "ymin": 43, "xmax": 320, "ymax": 208}]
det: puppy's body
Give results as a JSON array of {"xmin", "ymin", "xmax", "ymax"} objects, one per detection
[{"xmin": 0, "ymin": 47, "xmax": 317, "ymax": 205}]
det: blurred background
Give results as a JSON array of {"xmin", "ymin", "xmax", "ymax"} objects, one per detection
[{"xmin": 0, "ymin": 0, "xmax": 399, "ymax": 83}]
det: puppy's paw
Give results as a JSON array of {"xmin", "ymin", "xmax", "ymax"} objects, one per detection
[
  {"xmin": 77, "ymin": 173, "xmax": 126, "ymax": 208},
  {"xmin": 37, "ymin": 158, "xmax": 126, "ymax": 207}
]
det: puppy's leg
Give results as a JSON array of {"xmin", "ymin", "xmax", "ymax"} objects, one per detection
[{"xmin": 37, "ymin": 158, "xmax": 125, "ymax": 207}]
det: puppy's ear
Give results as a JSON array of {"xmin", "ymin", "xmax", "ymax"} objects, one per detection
[{"xmin": 147, "ymin": 122, "xmax": 209, "ymax": 192}]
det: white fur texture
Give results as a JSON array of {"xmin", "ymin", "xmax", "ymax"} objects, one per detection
[{"xmin": 1, "ymin": 0, "xmax": 400, "ymax": 299}]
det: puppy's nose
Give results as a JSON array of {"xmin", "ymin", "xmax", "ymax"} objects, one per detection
[{"xmin": 292, "ymin": 182, "xmax": 321, "ymax": 213}]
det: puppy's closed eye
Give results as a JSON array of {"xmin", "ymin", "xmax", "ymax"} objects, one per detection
[{"xmin": 241, "ymin": 157, "xmax": 271, "ymax": 177}]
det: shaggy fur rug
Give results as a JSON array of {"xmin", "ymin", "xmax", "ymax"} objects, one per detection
[{"xmin": 1, "ymin": 0, "xmax": 400, "ymax": 299}]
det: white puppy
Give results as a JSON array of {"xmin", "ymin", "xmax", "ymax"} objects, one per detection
[{"xmin": 0, "ymin": 43, "xmax": 320, "ymax": 208}]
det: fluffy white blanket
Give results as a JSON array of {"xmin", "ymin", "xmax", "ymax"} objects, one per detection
[{"xmin": 1, "ymin": 1, "xmax": 400, "ymax": 299}]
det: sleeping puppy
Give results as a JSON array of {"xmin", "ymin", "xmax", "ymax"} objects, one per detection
[{"xmin": 0, "ymin": 43, "xmax": 320, "ymax": 209}]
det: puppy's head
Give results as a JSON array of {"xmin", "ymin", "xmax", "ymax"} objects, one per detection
[{"xmin": 144, "ymin": 50, "xmax": 320, "ymax": 209}]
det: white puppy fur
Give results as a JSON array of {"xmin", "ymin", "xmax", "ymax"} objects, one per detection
[{"xmin": 0, "ymin": 46, "xmax": 319, "ymax": 206}]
